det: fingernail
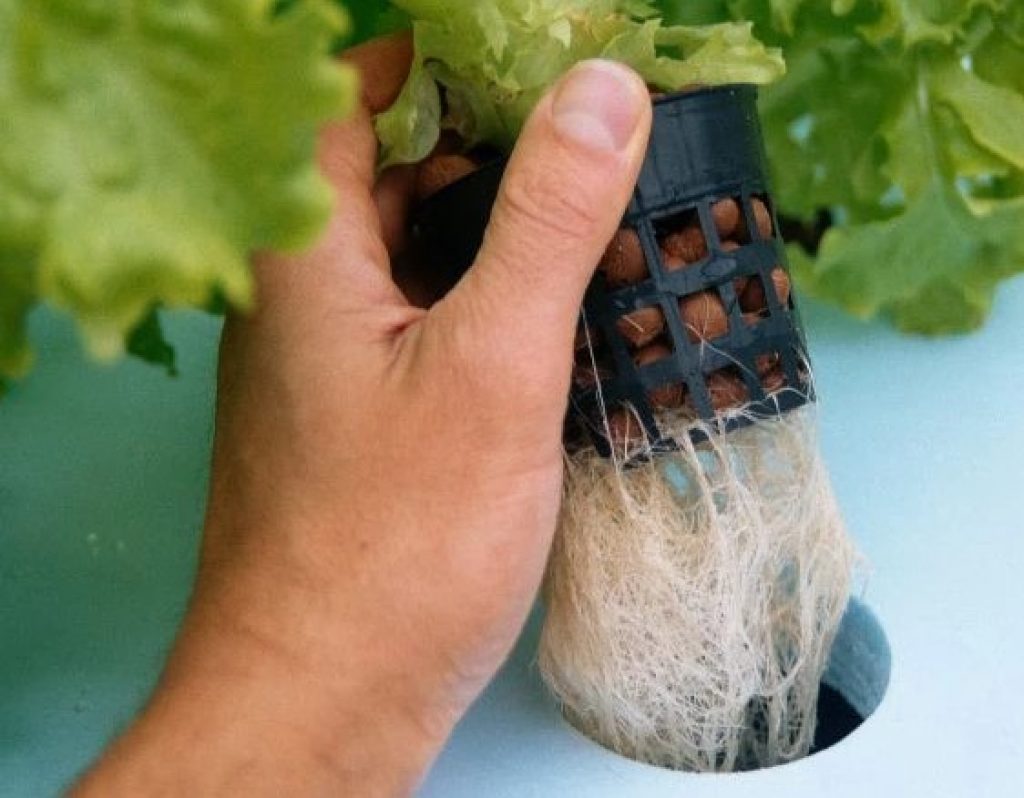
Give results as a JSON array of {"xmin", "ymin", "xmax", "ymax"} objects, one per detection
[{"xmin": 552, "ymin": 60, "xmax": 646, "ymax": 153}]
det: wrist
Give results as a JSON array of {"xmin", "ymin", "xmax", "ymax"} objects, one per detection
[
  {"xmin": 78, "ymin": 562, "xmax": 453, "ymax": 797},
  {"xmin": 164, "ymin": 572, "xmax": 452, "ymax": 795}
]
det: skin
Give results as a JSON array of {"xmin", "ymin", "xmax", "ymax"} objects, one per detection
[{"xmin": 73, "ymin": 36, "xmax": 651, "ymax": 798}]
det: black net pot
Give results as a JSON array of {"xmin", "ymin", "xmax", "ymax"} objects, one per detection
[{"xmin": 412, "ymin": 84, "xmax": 812, "ymax": 459}]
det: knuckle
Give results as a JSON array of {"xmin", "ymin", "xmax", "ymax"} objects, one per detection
[{"xmin": 497, "ymin": 163, "xmax": 603, "ymax": 244}]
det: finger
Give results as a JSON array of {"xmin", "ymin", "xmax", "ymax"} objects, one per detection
[
  {"xmin": 441, "ymin": 60, "xmax": 651, "ymax": 361},
  {"xmin": 373, "ymin": 164, "xmax": 418, "ymax": 256},
  {"xmin": 350, "ymin": 32, "xmax": 417, "ymax": 260},
  {"xmin": 252, "ymin": 34, "xmax": 415, "ymax": 315},
  {"xmin": 344, "ymin": 33, "xmax": 415, "ymax": 116},
  {"xmin": 318, "ymin": 32, "xmax": 414, "ymax": 188},
  {"xmin": 316, "ymin": 32, "xmax": 415, "ymax": 270},
  {"xmin": 322, "ymin": 32, "xmax": 414, "ymax": 191}
]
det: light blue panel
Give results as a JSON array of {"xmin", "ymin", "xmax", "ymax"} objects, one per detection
[
  {"xmin": 2, "ymin": 277, "xmax": 1023, "ymax": 796},
  {"xmin": 0, "ymin": 312, "xmax": 221, "ymax": 795}
]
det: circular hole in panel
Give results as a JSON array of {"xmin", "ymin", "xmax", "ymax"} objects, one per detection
[
  {"xmin": 552, "ymin": 598, "xmax": 891, "ymax": 771},
  {"xmin": 812, "ymin": 598, "xmax": 892, "ymax": 755}
]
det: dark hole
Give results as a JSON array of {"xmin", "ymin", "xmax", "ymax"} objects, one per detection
[
  {"xmin": 779, "ymin": 208, "xmax": 833, "ymax": 255},
  {"xmin": 738, "ymin": 274, "xmax": 768, "ymax": 315},
  {"xmin": 811, "ymin": 683, "xmax": 864, "ymax": 755}
]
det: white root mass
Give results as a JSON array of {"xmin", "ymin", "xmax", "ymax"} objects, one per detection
[{"xmin": 538, "ymin": 405, "xmax": 855, "ymax": 772}]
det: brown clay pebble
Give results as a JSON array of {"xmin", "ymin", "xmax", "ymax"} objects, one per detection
[
  {"xmin": 712, "ymin": 199, "xmax": 742, "ymax": 239},
  {"xmin": 706, "ymin": 371, "xmax": 750, "ymax": 412},
  {"xmin": 680, "ymin": 291, "xmax": 729, "ymax": 342},
  {"xmin": 415, "ymin": 154, "xmax": 477, "ymax": 200},
  {"xmin": 635, "ymin": 344, "xmax": 684, "ymax": 409},
  {"xmin": 662, "ymin": 225, "xmax": 707, "ymax": 263},
  {"xmin": 762, "ymin": 367, "xmax": 786, "ymax": 394},
  {"xmin": 771, "ymin": 268, "xmax": 792, "ymax": 306},
  {"xmin": 607, "ymin": 410, "xmax": 645, "ymax": 452},
  {"xmin": 662, "ymin": 252, "xmax": 689, "ymax": 273},
  {"xmin": 741, "ymin": 267, "xmax": 791, "ymax": 312},
  {"xmin": 616, "ymin": 306, "xmax": 665, "ymax": 348},
  {"xmin": 600, "ymin": 229, "xmax": 647, "ymax": 286},
  {"xmin": 750, "ymin": 198, "xmax": 773, "ymax": 240}
]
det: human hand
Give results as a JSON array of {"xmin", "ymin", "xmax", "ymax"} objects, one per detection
[{"xmin": 76, "ymin": 35, "xmax": 651, "ymax": 797}]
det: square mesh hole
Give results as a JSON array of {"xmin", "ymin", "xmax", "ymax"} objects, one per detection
[
  {"xmin": 709, "ymin": 197, "xmax": 744, "ymax": 247},
  {"xmin": 655, "ymin": 207, "xmax": 707, "ymax": 271},
  {"xmin": 732, "ymin": 275, "xmax": 753, "ymax": 311},
  {"xmin": 679, "ymin": 290, "xmax": 730, "ymax": 343},
  {"xmin": 633, "ymin": 336, "xmax": 686, "ymax": 410},
  {"xmin": 598, "ymin": 226, "xmax": 649, "ymax": 288},
  {"xmin": 615, "ymin": 304, "xmax": 666, "ymax": 350},
  {"xmin": 688, "ymin": 365, "xmax": 751, "ymax": 415},
  {"xmin": 755, "ymin": 351, "xmax": 786, "ymax": 395},
  {"xmin": 740, "ymin": 268, "xmax": 793, "ymax": 320},
  {"xmin": 742, "ymin": 194, "xmax": 775, "ymax": 242}
]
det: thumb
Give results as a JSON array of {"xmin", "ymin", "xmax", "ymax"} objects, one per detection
[{"xmin": 441, "ymin": 60, "xmax": 651, "ymax": 367}]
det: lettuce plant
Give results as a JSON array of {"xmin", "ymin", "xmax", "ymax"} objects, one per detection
[
  {"xmin": 666, "ymin": 0, "xmax": 1024, "ymax": 333},
  {"xmin": 0, "ymin": 0, "xmax": 356, "ymax": 387},
  {"xmin": 6, "ymin": 0, "xmax": 1007, "ymax": 395},
  {"xmin": 376, "ymin": 0, "xmax": 785, "ymax": 165}
]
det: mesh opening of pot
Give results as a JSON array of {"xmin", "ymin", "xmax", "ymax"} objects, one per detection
[
  {"xmin": 739, "ymin": 267, "xmax": 794, "ymax": 322},
  {"xmin": 742, "ymin": 194, "xmax": 776, "ymax": 243},
  {"xmin": 615, "ymin": 304, "xmax": 667, "ymax": 350},
  {"xmin": 635, "ymin": 337, "xmax": 684, "ymax": 410},
  {"xmin": 656, "ymin": 207, "xmax": 708, "ymax": 269},
  {"xmin": 754, "ymin": 351, "xmax": 788, "ymax": 395}
]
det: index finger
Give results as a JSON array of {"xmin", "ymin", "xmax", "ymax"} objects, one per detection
[
  {"xmin": 344, "ymin": 33, "xmax": 415, "ymax": 115},
  {"xmin": 251, "ymin": 33, "xmax": 415, "ymax": 319}
]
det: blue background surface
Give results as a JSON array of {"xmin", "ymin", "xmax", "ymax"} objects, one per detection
[{"xmin": 2, "ymin": 278, "xmax": 1023, "ymax": 796}]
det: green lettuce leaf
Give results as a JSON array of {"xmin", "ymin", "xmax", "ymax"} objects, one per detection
[
  {"xmin": 662, "ymin": 0, "xmax": 1024, "ymax": 334},
  {"xmin": 376, "ymin": 0, "xmax": 784, "ymax": 166},
  {"xmin": 793, "ymin": 181, "xmax": 1024, "ymax": 334},
  {"xmin": 0, "ymin": 0, "xmax": 356, "ymax": 378}
]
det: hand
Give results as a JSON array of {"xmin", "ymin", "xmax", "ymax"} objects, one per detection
[{"xmin": 75, "ymin": 35, "xmax": 651, "ymax": 797}]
